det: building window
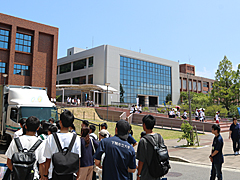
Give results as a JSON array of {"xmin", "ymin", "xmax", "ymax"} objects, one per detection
[
  {"xmin": 120, "ymin": 56, "xmax": 172, "ymax": 105},
  {"xmin": 73, "ymin": 59, "xmax": 86, "ymax": 71},
  {"xmin": 0, "ymin": 29, "xmax": 9, "ymax": 49},
  {"xmin": 88, "ymin": 57, "xmax": 93, "ymax": 68},
  {"xmin": 73, "ymin": 76, "xmax": 86, "ymax": 84},
  {"xmin": 189, "ymin": 80, "xmax": 192, "ymax": 90},
  {"xmin": 88, "ymin": 74, "xmax": 93, "ymax": 84},
  {"xmin": 183, "ymin": 79, "xmax": 187, "ymax": 89},
  {"xmin": 180, "ymin": 78, "xmax": 181, "ymax": 89},
  {"xmin": 203, "ymin": 81, "xmax": 208, "ymax": 87},
  {"xmin": 60, "ymin": 63, "xmax": 71, "ymax": 74},
  {"xmin": 59, "ymin": 79, "xmax": 71, "ymax": 84},
  {"xmin": 15, "ymin": 33, "xmax": 32, "ymax": 53},
  {"xmin": 198, "ymin": 82, "xmax": 201, "ymax": 91},
  {"xmin": 193, "ymin": 81, "xmax": 197, "ymax": 91},
  {"xmin": 0, "ymin": 62, "xmax": 7, "ymax": 73},
  {"xmin": 14, "ymin": 64, "xmax": 30, "ymax": 76}
]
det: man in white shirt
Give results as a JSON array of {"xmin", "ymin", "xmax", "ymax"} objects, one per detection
[
  {"xmin": 13, "ymin": 118, "xmax": 26, "ymax": 138},
  {"xmin": 5, "ymin": 116, "xmax": 46, "ymax": 179},
  {"xmin": 43, "ymin": 110, "xmax": 81, "ymax": 180}
]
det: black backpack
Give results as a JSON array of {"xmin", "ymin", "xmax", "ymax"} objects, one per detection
[
  {"xmin": 52, "ymin": 133, "xmax": 79, "ymax": 180},
  {"xmin": 11, "ymin": 138, "xmax": 42, "ymax": 180},
  {"xmin": 142, "ymin": 134, "xmax": 171, "ymax": 178}
]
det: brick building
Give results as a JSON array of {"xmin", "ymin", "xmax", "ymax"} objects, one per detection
[
  {"xmin": 0, "ymin": 13, "xmax": 58, "ymax": 98},
  {"xmin": 179, "ymin": 64, "xmax": 215, "ymax": 94}
]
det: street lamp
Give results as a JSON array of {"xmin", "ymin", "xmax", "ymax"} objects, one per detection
[
  {"xmin": 105, "ymin": 83, "xmax": 110, "ymax": 121},
  {"xmin": 2, "ymin": 74, "xmax": 8, "ymax": 85}
]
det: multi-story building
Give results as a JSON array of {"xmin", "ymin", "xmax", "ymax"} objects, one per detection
[
  {"xmin": 179, "ymin": 64, "xmax": 215, "ymax": 94},
  {"xmin": 0, "ymin": 13, "xmax": 58, "ymax": 98},
  {"xmin": 57, "ymin": 45, "xmax": 180, "ymax": 106}
]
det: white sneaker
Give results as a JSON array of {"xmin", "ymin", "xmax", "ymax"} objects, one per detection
[
  {"xmin": 237, "ymin": 151, "xmax": 239, "ymax": 155},
  {"xmin": 234, "ymin": 152, "xmax": 238, "ymax": 155}
]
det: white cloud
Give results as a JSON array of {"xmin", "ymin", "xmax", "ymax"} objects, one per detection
[{"xmin": 195, "ymin": 67, "xmax": 215, "ymax": 79}]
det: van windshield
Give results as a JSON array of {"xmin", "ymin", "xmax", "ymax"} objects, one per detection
[{"xmin": 20, "ymin": 107, "xmax": 58, "ymax": 121}]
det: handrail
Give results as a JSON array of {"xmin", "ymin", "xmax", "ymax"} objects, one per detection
[{"xmin": 119, "ymin": 112, "xmax": 126, "ymax": 119}]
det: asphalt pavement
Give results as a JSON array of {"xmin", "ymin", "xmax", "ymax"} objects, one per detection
[{"xmin": 167, "ymin": 161, "xmax": 240, "ymax": 180}]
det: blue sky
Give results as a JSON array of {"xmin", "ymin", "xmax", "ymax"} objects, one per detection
[{"xmin": 1, "ymin": 0, "xmax": 240, "ymax": 79}]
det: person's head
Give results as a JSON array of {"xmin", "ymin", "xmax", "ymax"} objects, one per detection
[
  {"xmin": 89, "ymin": 125, "xmax": 96, "ymax": 133},
  {"xmin": 142, "ymin": 115, "xmax": 156, "ymax": 131},
  {"xmin": 48, "ymin": 118, "xmax": 54, "ymax": 124},
  {"xmin": 60, "ymin": 110, "xmax": 74, "ymax": 128},
  {"xmin": 196, "ymin": 107, "xmax": 198, "ymax": 110},
  {"xmin": 129, "ymin": 125, "xmax": 133, "ymax": 136},
  {"xmin": 26, "ymin": 116, "xmax": 40, "ymax": 132},
  {"xmin": 184, "ymin": 110, "xmax": 186, "ymax": 112},
  {"xmin": 233, "ymin": 117, "xmax": 237, "ymax": 125},
  {"xmin": 81, "ymin": 120, "xmax": 89, "ymax": 128},
  {"xmin": 81, "ymin": 127, "xmax": 90, "ymax": 147},
  {"xmin": 140, "ymin": 131, "xmax": 146, "ymax": 139},
  {"xmin": 48, "ymin": 125, "xmax": 58, "ymax": 135},
  {"xmin": 55, "ymin": 120, "xmax": 61, "ymax": 130},
  {"xmin": 42, "ymin": 122, "xmax": 51, "ymax": 135},
  {"xmin": 115, "ymin": 119, "xmax": 130, "ymax": 140},
  {"xmin": 19, "ymin": 118, "xmax": 26, "ymax": 128},
  {"xmin": 212, "ymin": 124, "xmax": 220, "ymax": 135},
  {"xmin": 101, "ymin": 123, "xmax": 108, "ymax": 130},
  {"xmin": 40, "ymin": 120, "xmax": 46, "ymax": 127},
  {"xmin": 99, "ymin": 129, "xmax": 108, "ymax": 140}
]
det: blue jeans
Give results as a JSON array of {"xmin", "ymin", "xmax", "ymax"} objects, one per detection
[
  {"xmin": 210, "ymin": 163, "xmax": 222, "ymax": 180},
  {"xmin": 232, "ymin": 138, "xmax": 240, "ymax": 152}
]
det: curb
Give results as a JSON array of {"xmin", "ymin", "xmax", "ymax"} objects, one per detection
[{"xmin": 169, "ymin": 156, "xmax": 191, "ymax": 163}]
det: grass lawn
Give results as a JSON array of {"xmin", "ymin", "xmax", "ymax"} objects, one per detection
[{"xmin": 74, "ymin": 120, "xmax": 183, "ymax": 142}]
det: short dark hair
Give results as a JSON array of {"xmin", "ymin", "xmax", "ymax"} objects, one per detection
[
  {"xmin": 212, "ymin": 124, "xmax": 220, "ymax": 133},
  {"xmin": 41, "ymin": 120, "xmax": 46, "ymax": 126},
  {"xmin": 233, "ymin": 117, "xmax": 237, "ymax": 121},
  {"xmin": 48, "ymin": 118, "xmax": 54, "ymax": 123},
  {"xmin": 70, "ymin": 124, "xmax": 76, "ymax": 130},
  {"xmin": 101, "ymin": 123, "xmax": 108, "ymax": 129},
  {"xmin": 90, "ymin": 125, "xmax": 96, "ymax": 133},
  {"xmin": 48, "ymin": 125, "xmax": 58, "ymax": 134},
  {"xmin": 55, "ymin": 120, "xmax": 61, "ymax": 130},
  {"xmin": 26, "ymin": 116, "xmax": 40, "ymax": 132},
  {"xmin": 82, "ymin": 120, "xmax": 89, "ymax": 127},
  {"xmin": 142, "ymin": 115, "xmax": 155, "ymax": 130},
  {"xmin": 19, "ymin": 118, "xmax": 26, "ymax": 126},
  {"xmin": 60, "ymin": 110, "xmax": 74, "ymax": 128}
]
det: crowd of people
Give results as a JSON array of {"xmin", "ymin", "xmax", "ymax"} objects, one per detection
[
  {"xmin": 3, "ymin": 111, "xmax": 171, "ymax": 180},
  {"xmin": 130, "ymin": 105, "xmax": 142, "ymax": 114},
  {"xmin": 67, "ymin": 97, "xmax": 81, "ymax": 106}
]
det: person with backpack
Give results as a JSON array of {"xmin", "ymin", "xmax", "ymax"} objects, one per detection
[
  {"xmin": 137, "ymin": 115, "xmax": 170, "ymax": 180},
  {"xmin": 79, "ymin": 127, "xmax": 99, "ymax": 180},
  {"xmin": 94, "ymin": 119, "xmax": 136, "ymax": 180},
  {"xmin": 89, "ymin": 125, "xmax": 98, "ymax": 141},
  {"xmin": 43, "ymin": 110, "xmax": 81, "ymax": 180},
  {"xmin": 5, "ymin": 116, "xmax": 46, "ymax": 180}
]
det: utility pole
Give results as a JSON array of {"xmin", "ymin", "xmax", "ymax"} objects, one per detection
[{"xmin": 187, "ymin": 74, "xmax": 194, "ymax": 145}]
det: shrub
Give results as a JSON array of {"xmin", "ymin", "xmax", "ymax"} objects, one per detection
[
  {"xmin": 157, "ymin": 107, "xmax": 166, "ymax": 113},
  {"xmin": 143, "ymin": 107, "xmax": 149, "ymax": 112},
  {"xmin": 178, "ymin": 120, "xmax": 196, "ymax": 146},
  {"xmin": 205, "ymin": 105, "xmax": 228, "ymax": 117}
]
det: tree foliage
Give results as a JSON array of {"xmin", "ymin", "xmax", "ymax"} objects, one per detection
[{"xmin": 211, "ymin": 56, "xmax": 240, "ymax": 111}]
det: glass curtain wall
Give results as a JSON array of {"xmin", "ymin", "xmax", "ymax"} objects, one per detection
[{"xmin": 120, "ymin": 56, "xmax": 172, "ymax": 105}]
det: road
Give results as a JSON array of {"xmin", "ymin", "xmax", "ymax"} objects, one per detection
[{"xmin": 166, "ymin": 161, "xmax": 240, "ymax": 180}]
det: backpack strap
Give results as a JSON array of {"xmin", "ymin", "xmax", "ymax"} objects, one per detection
[
  {"xmin": 53, "ymin": 133, "xmax": 63, "ymax": 153},
  {"xmin": 143, "ymin": 134, "xmax": 163, "ymax": 148},
  {"xmin": 14, "ymin": 138, "xmax": 23, "ymax": 152},
  {"xmin": 68, "ymin": 133, "xmax": 77, "ymax": 152},
  {"xmin": 28, "ymin": 139, "xmax": 42, "ymax": 153}
]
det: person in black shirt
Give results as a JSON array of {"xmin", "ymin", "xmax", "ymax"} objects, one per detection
[
  {"xmin": 229, "ymin": 117, "xmax": 240, "ymax": 155},
  {"xmin": 209, "ymin": 124, "xmax": 224, "ymax": 180}
]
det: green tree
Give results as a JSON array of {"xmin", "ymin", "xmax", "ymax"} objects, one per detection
[
  {"xmin": 211, "ymin": 56, "xmax": 236, "ymax": 111},
  {"xmin": 120, "ymin": 83, "xmax": 125, "ymax": 102}
]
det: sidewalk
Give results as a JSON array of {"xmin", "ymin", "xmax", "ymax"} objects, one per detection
[{"xmin": 165, "ymin": 132, "xmax": 239, "ymax": 169}]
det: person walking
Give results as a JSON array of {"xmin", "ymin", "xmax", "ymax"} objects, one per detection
[
  {"xmin": 229, "ymin": 117, "xmax": 240, "ymax": 155},
  {"xmin": 209, "ymin": 124, "xmax": 224, "ymax": 180},
  {"xmin": 79, "ymin": 127, "xmax": 99, "ymax": 180},
  {"xmin": 136, "ymin": 115, "xmax": 169, "ymax": 180},
  {"xmin": 94, "ymin": 119, "xmax": 136, "ymax": 180}
]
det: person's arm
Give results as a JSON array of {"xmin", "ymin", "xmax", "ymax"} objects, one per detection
[
  {"xmin": 128, "ymin": 167, "xmax": 136, "ymax": 173},
  {"xmin": 133, "ymin": 142, "xmax": 138, "ymax": 147},
  {"xmin": 229, "ymin": 130, "xmax": 232, "ymax": 139},
  {"xmin": 137, "ymin": 160, "xmax": 144, "ymax": 180},
  {"xmin": 95, "ymin": 159, "xmax": 101, "ymax": 168},
  {"xmin": 7, "ymin": 158, "xmax": 12, "ymax": 171},
  {"xmin": 76, "ymin": 159, "xmax": 81, "ymax": 179}
]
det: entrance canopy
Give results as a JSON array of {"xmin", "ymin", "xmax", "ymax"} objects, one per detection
[{"xmin": 56, "ymin": 84, "xmax": 118, "ymax": 93}]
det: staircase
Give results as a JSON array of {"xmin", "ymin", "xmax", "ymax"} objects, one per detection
[{"xmin": 205, "ymin": 120, "xmax": 231, "ymax": 132}]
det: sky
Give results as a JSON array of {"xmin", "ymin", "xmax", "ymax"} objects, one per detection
[{"xmin": 1, "ymin": 0, "xmax": 240, "ymax": 79}]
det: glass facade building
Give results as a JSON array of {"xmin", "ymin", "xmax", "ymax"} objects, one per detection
[{"xmin": 120, "ymin": 56, "xmax": 172, "ymax": 106}]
